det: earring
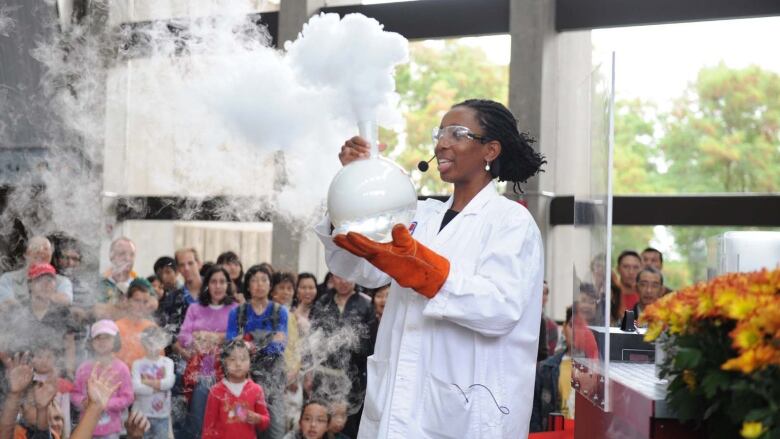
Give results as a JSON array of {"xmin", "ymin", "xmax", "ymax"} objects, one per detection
[{"xmin": 485, "ymin": 161, "xmax": 491, "ymax": 172}]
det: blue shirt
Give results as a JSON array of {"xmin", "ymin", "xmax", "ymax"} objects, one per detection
[{"xmin": 226, "ymin": 302, "xmax": 288, "ymax": 356}]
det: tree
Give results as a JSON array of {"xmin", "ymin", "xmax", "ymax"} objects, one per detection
[
  {"xmin": 611, "ymin": 64, "xmax": 780, "ymax": 288},
  {"xmin": 384, "ymin": 40, "xmax": 509, "ymax": 195},
  {"xmin": 660, "ymin": 63, "xmax": 780, "ymax": 193}
]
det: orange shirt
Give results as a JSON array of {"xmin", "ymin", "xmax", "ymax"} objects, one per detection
[{"xmin": 115, "ymin": 317, "xmax": 157, "ymax": 369}]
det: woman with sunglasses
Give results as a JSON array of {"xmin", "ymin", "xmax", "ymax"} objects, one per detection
[{"xmin": 316, "ymin": 99, "xmax": 546, "ymax": 438}]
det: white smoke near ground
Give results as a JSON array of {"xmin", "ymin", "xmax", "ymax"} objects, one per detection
[
  {"xmin": 2, "ymin": 2, "xmax": 402, "ymax": 428},
  {"xmin": 0, "ymin": 5, "xmax": 17, "ymax": 37}
]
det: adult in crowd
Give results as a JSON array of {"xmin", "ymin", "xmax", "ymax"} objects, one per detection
[
  {"xmin": 6, "ymin": 263, "xmax": 77, "ymax": 378},
  {"xmin": 530, "ymin": 306, "xmax": 575, "ymax": 432},
  {"xmin": 640, "ymin": 247, "xmax": 673, "ymax": 295},
  {"xmin": 368, "ymin": 284, "xmax": 389, "ymax": 356},
  {"xmin": 50, "ymin": 234, "xmax": 90, "ymax": 308},
  {"xmin": 159, "ymin": 248, "xmax": 201, "ymax": 439},
  {"xmin": 288, "ymin": 272, "xmax": 318, "ymax": 431},
  {"xmin": 99, "ymin": 237, "xmax": 139, "ymax": 305},
  {"xmin": 317, "ymin": 273, "xmax": 334, "ymax": 299},
  {"xmin": 217, "ymin": 251, "xmax": 245, "ymax": 303},
  {"xmin": 573, "ymin": 286, "xmax": 600, "ymax": 360},
  {"xmin": 616, "ymin": 250, "xmax": 642, "ymax": 312},
  {"xmin": 178, "ymin": 265, "xmax": 238, "ymax": 438},
  {"xmin": 632, "ymin": 267, "xmax": 664, "ymax": 323},
  {"xmin": 0, "ymin": 236, "xmax": 72, "ymax": 306},
  {"xmin": 540, "ymin": 281, "xmax": 559, "ymax": 358},
  {"xmin": 292, "ymin": 273, "xmax": 319, "ymax": 336},
  {"xmin": 640, "ymin": 247, "xmax": 662, "ymax": 271},
  {"xmin": 159, "ymin": 248, "xmax": 201, "ymax": 352},
  {"xmin": 309, "ymin": 275, "xmax": 375, "ymax": 438},
  {"xmin": 270, "ymin": 272, "xmax": 301, "ymax": 388},
  {"xmin": 226, "ymin": 264, "xmax": 288, "ymax": 439},
  {"xmin": 319, "ymin": 99, "xmax": 545, "ymax": 438}
]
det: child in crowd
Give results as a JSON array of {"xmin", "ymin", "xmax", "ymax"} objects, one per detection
[
  {"xmin": 326, "ymin": 400, "xmax": 350, "ymax": 439},
  {"xmin": 131, "ymin": 326, "xmax": 175, "ymax": 439},
  {"xmin": 202, "ymin": 339, "xmax": 270, "ymax": 439},
  {"xmin": 116, "ymin": 278, "xmax": 159, "ymax": 369},
  {"xmin": 0, "ymin": 351, "xmax": 59, "ymax": 439},
  {"xmin": 282, "ymin": 400, "xmax": 330, "ymax": 439},
  {"xmin": 31, "ymin": 337, "xmax": 74, "ymax": 438},
  {"xmin": 71, "ymin": 319, "xmax": 134, "ymax": 439}
]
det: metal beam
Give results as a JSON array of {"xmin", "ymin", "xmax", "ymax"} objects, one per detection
[
  {"xmin": 322, "ymin": 0, "xmax": 509, "ymax": 40},
  {"xmin": 550, "ymin": 194, "xmax": 780, "ymax": 227},
  {"xmin": 556, "ymin": 0, "xmax": 780, "ymax": 31}
]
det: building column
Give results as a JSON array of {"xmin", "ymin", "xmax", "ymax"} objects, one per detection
[
  {"xmin": 508, "ymin": 0, "xmax": 593, "ymax": 319},
  {"xmin": 271, "ymin": 0, "xmax": 325, "ymax": 271},
  {"xmin": 277, "ymin": 0, "xmax": 324, "ymax": 48}
]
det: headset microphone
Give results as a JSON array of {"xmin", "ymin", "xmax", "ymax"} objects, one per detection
[{"xmin": 417, "ymin": 156, "xmax": 436, "ymax": 172}]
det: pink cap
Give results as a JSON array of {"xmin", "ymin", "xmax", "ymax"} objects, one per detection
[
  {"xmin": 28, "ymin": 263, "xmax": 56, "ymax": 280},
  {"xmin": 91, "ymin": 320, "xmax": 119, "ymax": 338}
]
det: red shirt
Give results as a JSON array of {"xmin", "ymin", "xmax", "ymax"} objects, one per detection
[
  {"xmin": 621, "ymin": 291, "xmax": 639, "ymax": 311},
  {"xmin": 573, "ymin": 315, "xmax": 600, "ymax": 360},
  {"xmin": 202, "ymin": 380, "xmax": 270, "ymax": 439}
]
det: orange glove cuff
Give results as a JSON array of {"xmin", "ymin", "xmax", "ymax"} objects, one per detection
[{"xmin": 334, "ymin": 224, "xmax": 450, "ymax": 298}]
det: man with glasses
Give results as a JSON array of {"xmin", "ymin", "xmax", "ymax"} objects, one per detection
[{"xmin": 632, "ymin": 267, "xmax": 664, "ymax": 323}]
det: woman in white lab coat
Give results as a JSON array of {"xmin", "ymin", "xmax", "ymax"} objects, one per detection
[{"xmin": 315, "ymin": 99, "xmax": 546, "ymax": 438}]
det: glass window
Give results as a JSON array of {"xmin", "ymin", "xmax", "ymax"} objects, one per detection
[
  {"xmin": 593, "ymin": 17, "xmax": 780, "ymax": 196},
  {"xmin": 612, "ymin": 225, "xmax": 780, "ymax": 290}
]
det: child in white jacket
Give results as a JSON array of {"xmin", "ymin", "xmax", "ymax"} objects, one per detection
[{"xmin": 131, "ymin": 326, "xmax": 174, "ymax": 439}]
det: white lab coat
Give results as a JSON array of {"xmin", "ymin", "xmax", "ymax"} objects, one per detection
[{"xmin": 315, "ymin": 182, "xmax": 544, "ymax": 439}]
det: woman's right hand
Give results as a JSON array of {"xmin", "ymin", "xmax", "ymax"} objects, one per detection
[{"xmin": 339, "ymin": 136, "xmax": 371, "ymax": 166}]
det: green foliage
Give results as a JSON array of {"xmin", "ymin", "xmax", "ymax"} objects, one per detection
[
  {"xmin": 661, "ymin": 64, "xmax": 780, "ymax": 193},
  {"xmin": 658, "ymin": 319, "xmax": 780, "ymax": 439},
  {"xmin": 386, "ymin": 40, "xmax": 508, "ymax": 195},
  {"xmin": 612, "ymin": 64, "xmax": 780, "ymax": 289}
]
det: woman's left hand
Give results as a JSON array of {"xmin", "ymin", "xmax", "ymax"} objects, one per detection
[{"xmin": 335, "ymin": 224, "xmax": 450, "ymax": 298}]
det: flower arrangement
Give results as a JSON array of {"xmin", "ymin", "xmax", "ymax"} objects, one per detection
[{"xmin": 641, "ymin": 268, "xmax": 780, "ymax": 439}]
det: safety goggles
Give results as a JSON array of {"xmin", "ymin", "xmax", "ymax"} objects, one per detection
[{"xmin": 431, "ymin": 125, "xmax": 491, "ymax": 144}]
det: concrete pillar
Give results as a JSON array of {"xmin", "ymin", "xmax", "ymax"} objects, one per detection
[
  {"xmin": 271, "ymin": 0, "xmax": 325, "ymax": 272},
  {"xmin": 508, "ymin": 0, "xmax": 593, "ymax": 319},
  {"xmin": 277, "ymin": 0, "xmax": 324, "ymax": 48}
]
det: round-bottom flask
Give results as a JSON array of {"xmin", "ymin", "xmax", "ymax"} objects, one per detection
[{"xmin": 327, "ymin": 156, "xmax": 417, "ymax": 242}]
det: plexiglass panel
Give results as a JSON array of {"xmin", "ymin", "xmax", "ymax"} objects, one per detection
[{"xmin": 571, "ymin": 53, "xmax": 615, "ymax": 411}]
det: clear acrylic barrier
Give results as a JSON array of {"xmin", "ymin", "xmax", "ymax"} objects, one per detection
[{"xmin": 571, "ymin": 53, "xmax": 615, "ymax": 411}]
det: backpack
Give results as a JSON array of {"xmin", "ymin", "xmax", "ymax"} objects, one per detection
[
  {"xmin": 235, "ymin": 302, "xmax": 285, "ymax": 390},
  {"xmin": 236, "ymin": 302, "xmax": 281, "ymax": 337}
]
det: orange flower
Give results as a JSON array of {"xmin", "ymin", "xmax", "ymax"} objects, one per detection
[
  {"xmin": 732, "ymin": 324, "xmax": 762, "ymax": 350},
  {"xmin": 722, "ymin": 345, "xmax": 776, "ymax": 374},
  {"xmin": 682, "ymin": 369, "xmax": 696, "ymax": 390}
]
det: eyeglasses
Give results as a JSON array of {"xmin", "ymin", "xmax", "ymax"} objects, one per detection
[{"xmin": 432, "ymin": 125, "xmax": 491, "ymax": 144}]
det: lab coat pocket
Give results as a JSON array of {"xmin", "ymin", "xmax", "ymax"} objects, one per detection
[
  {"xmin": 420, "ymin": 373, "xmax": 474, "ymax": 439},
  {"xmin": 364, "ymin": 356, "xmax": 390, "ymax": 422}
]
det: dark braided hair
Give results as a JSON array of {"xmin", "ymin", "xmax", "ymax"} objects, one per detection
[{"xmin": 453, "ymin": 99, "xmax": 546, "ymax": 193}]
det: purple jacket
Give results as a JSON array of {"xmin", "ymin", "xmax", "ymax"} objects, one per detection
[
  {"xmin": 71, "ymin": 358, "xmax": 134, "ymax": 436},
  {"xmin": 178, "ymin": 303, "xmax": 238, "ymax": 348}
]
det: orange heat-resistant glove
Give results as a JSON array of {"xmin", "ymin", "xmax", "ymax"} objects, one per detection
[{"xmin": 333, "ymin": 224, "xmax": 450, "ymax": 299}]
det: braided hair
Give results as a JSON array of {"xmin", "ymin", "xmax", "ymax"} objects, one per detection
[{"xmin": 453, "ymin": 99, "xmax": 546, "ymax": 193}]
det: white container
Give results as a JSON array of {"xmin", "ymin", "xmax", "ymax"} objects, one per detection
[{"xmin": 327, "ymin": 156, "xmax": 417, "ymax": 242}]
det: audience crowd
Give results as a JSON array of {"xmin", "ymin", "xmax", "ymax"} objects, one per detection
[
  {"xmin": 0, "ymin": 233, "xmax": 669, "ymax": 438},
  {"xmin": 0, "ymin": 235, "xmax": 382, "ymax": 439}
]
